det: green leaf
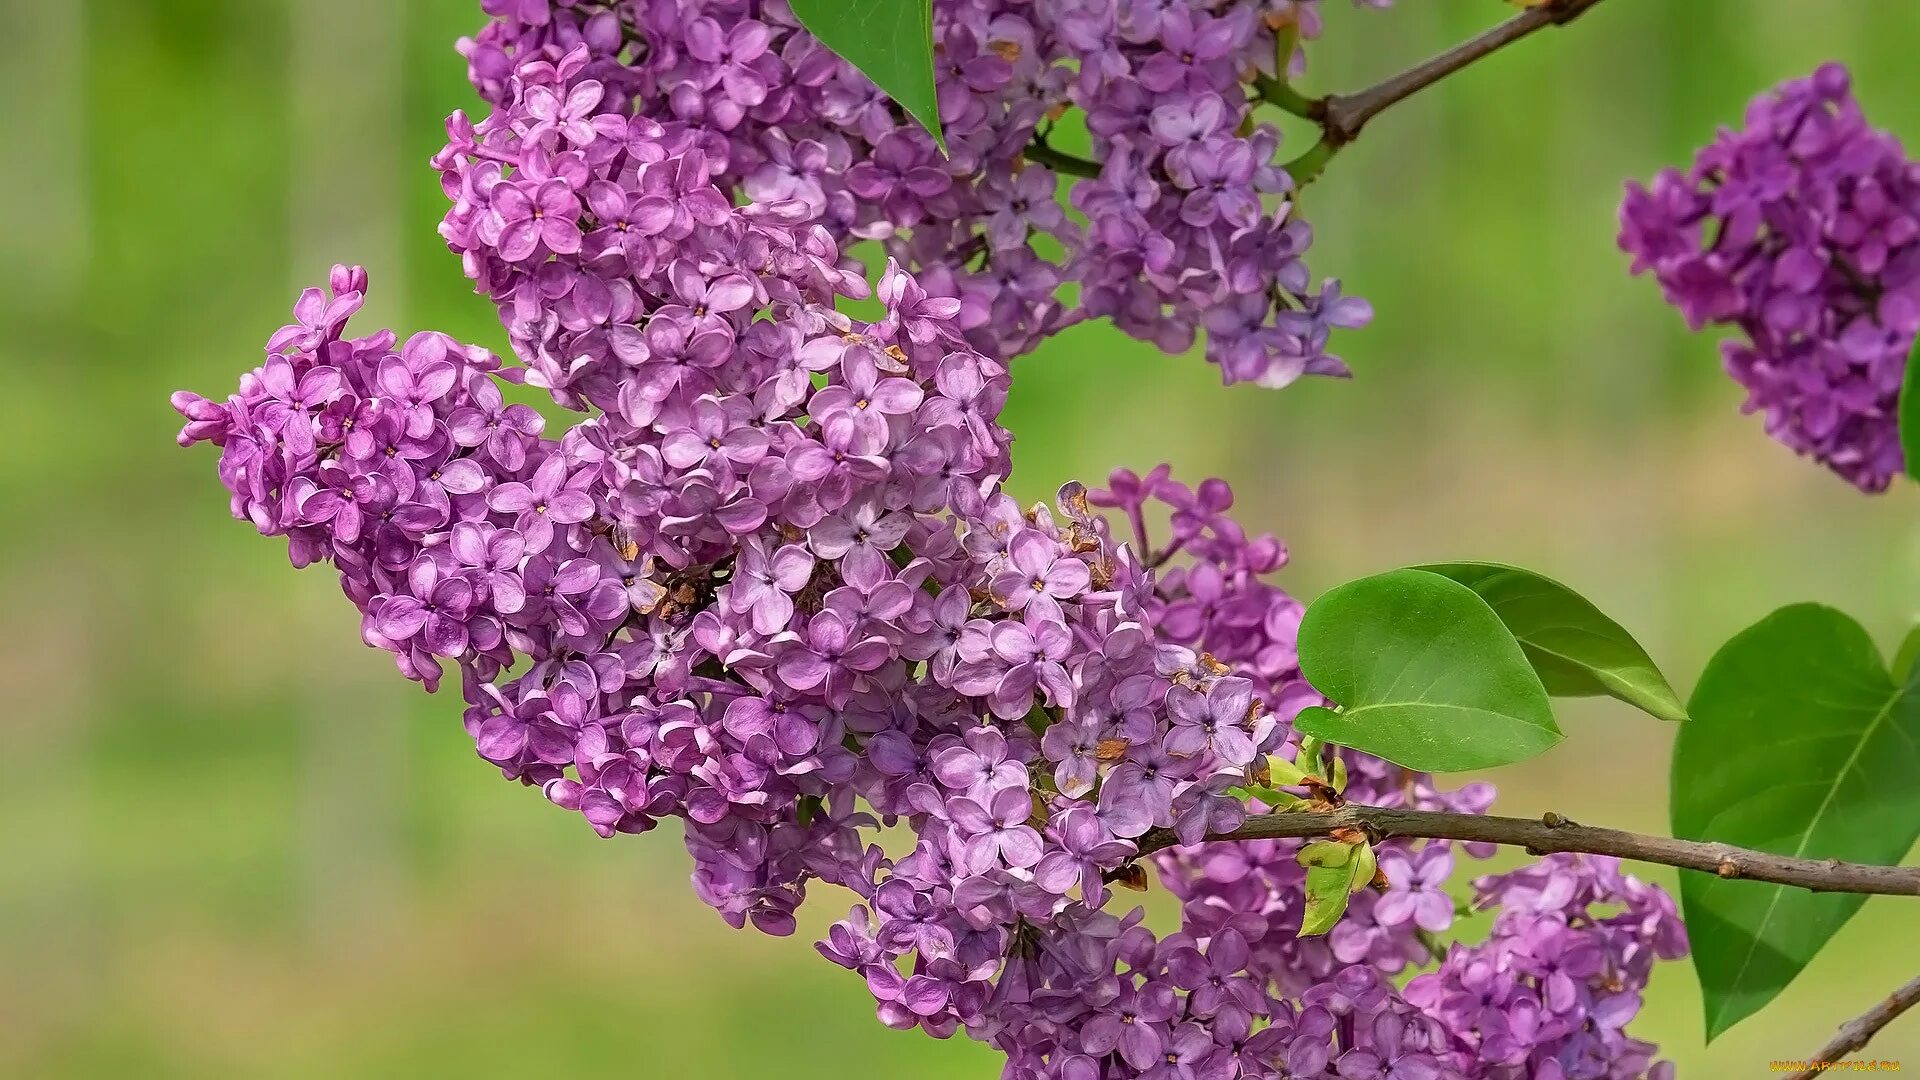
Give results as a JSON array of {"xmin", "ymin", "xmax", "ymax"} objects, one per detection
[
  {"xmin": 1293, "ymin": 568, "xmax": 1561, "ymax": 772},
  {"xmin": 1418, "ymin": 562, "xmax": 1686, "ymax": 722},
  {"xmin": 1672, "ymin": 603, "xmax": 1920, "ymax": 1040},
  {"xmin": 1902, "ymin": 337, "xmax": 1920, "ymax": 484},
  {"xmin": 1226, "ymin": 785, "xmax": 1306, "ymax": 810},
  {"xmin": 1349, "ymin": 843, "xmax": 1378, "ymax": 893},
  {"xmin": 1297, "ymin": 840, "xmax": 1353, "ymax": 869},
  {"xmin": 1895, "ymin": 623, "xmax": 1920, "ymax": 682},
  {"xmin": 789, "ymin": 0, "xmax": 945, "ymax": 151},
  {"xmin": 1299, "ymin": 860, "xmax": 1359, "ymax": 936}
]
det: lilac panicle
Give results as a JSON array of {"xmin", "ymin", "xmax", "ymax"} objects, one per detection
[
  {"xmin": 171, "ymin": 1, "xmax": 1694, "ymax": 1076},
  {"xmin": 1621, "ymin": 62, "xmax": 1915, "ymax": 492}
]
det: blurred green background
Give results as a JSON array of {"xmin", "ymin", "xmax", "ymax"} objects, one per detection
[{"xmin": 4, "ymin": 0, "xmax": 1920, "ymax": 1074}]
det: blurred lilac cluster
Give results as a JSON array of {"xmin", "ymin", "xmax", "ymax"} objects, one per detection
[
  {"xmin": 1621, "ymin": 63, "xmax": 1915, "ymax": 491},
  {"xmin": 447, "ymin": 0, "xmax": 1374, "ymax": 388},
  {"xmin": 173, "ymin": 1, "xmax": 1693, "ymax": 1076}
]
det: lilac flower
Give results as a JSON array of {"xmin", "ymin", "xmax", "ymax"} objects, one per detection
[
  {"xmin": 375, "ymin": 341, "xmax": 458, "ymax": 438},
  {"xmin": 1033, "ymin": 805, "xmax": 1134, "ymax": 903},
  {"xmin": 845, "ymin": 133, "xmax": 951, "ymax": 226},
  {"xmin": 952, "ymin": 616, "xmax": 1075, "ymax": 720},
  {"xmin": 989, "ymin": 528, "xmax": 1091, "ymax": 614},
  {"xmin": 289, "ymin": 462, "xmax": 386, "ymax": 546},
  {"xmin": 727, "ymin": 538, "xmax": 814, "ymax": 635},
  {"xmin": 930, "ymin": 725, "xmax": 1026, "ymax": 802},
  {"xmin": 474, "ymin": 682, "xmax": 584, "ymax": 766},
  {"xmin": 1165, "ymin": 675, "xmax": 1263, "ymax": 765},
  {"xmin": 517, "ymin": 554, "xmax": 621, "ymax": 639},
  {"xmin": 448, "ymin": 521, "xmax": 528, "ymax": 615},
  {"xmin": 949, "ymin": 786, "xmax": 1045, "ymax": 873},
  {"xmin": 807, "ymin": 501, "xmax": 913, "ymax": 581},
  {"xmin": 1081, "ymin": 982, "xmax": 1180, "ymax": 1069},
  {"xmin": 518, "ymin": 79, "xmax": 602, "ymax": 146},
  {"xmin": 1375, "ymin": 846, "xmax": 1455, "ymax": 933},
  {"xmin": 489, "ymin": 178, "xmax": 584, "ymax": 261},
  {"xmin": 660, "ymin": 394, "xmax": 770, "ymax": 472},
  {"xmin": 446, "ymin": 371, "xmax": 543, "ymax": 470},
  {"xmin": 774, "ymin": 609, "xmax": 891, "ymax": 702},
  {"xmin": 486, "ymin": 454, "xmax": 592, "ymax": 552},
  {"xmin": 376, "ymin": 556, "xmax": 481, "ymax": 657}
]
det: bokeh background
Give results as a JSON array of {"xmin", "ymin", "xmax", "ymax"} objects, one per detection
[{"xmin": 5, "ymin": 0, "xmax": 1920, "ymax": 1074}]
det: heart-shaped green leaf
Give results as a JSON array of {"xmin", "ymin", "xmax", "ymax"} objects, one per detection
[
  {"xmin": 1672, "ymin": 603, "xmax": 1920, "ymax": 1040},
  {"xmin": 1293, "ymin": 568, "xmax": 1561, "ymax": 772},
  {"xmin": 1419, "ymin": 561, "xmax": 1686, "ymax": 721},
  {"xmin": 1902, "ymin": 337, "xmax": 1920, "ymax": 484},
  {"xmin": 789, "ymin": 0, "xmax": 945, "ymax": 151}
]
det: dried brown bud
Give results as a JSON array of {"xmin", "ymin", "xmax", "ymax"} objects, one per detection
[
  {"xmin": 609, "ymin": 524, "xmax": 640, "ymax": 562},
  {"xmin": 1089, "ymin": 559, "xmax": 1114, "ymax": 589},
  {"xmin": 1199, "ymin": 653, "xmax": 1231, "ymax": 675},
  {"xmin": 1110, "ymin": 863, "xmax": 1148, "ymax": 891},
  {"xmin": 1058, "ymin": 481, "xmax": 1090, "ymax": 519},
  {"xmin": 1301, "ymin": 776, "xmax": 1343, "ymax": 806},
  {"xmin": 1096, "ymin": 738, "xmax": 1131, "ymax": 764},
  {"xmin": 987, "ymin": 38, "xmax": 1021, "ymax": 62}
]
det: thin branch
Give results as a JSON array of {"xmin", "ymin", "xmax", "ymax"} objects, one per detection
[
  {"xmin": 1135, "ymin": 804, "xmax": 1920, "ymax": 897},
  {"xmin": 1023, "ymin": 140, "xmax": 1101, "ymax": 179},
  {"xmin": 1279, "ymin": 0, "xmax": 1609, "ymax": 184},
  {"xmin": 1043, "ymin": 1, "xmax": 1609, "ymax": 188},
  {"xmin": 1283, "ymin": 138, "xmax": 1339, "ymax": 187},
  {"xmin": 1250, "ymin": 72, "xmax": 1319, "ymax": 120},
  {"xmin": 1787, "ymin": 973, "xmax": 1920, "ymax": 1080}
]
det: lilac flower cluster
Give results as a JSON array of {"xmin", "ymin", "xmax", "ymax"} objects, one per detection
[
  {"xmin": 1620, "ymin": 62, "xmax": 1917, "ymax": 491},
  {"xmin": 171, "ymin": 267, "xmax": 544, "ymax": 692},
  {"xmin": 173, "ymin": 1, "xmax": 1695, "ymax": 1074},
  {"xmin": 446, "ymin": 0, "xmax": 1376, "ymax": 389},
  {"xmin": 178, "ymin": 284, "xmax": 1687, "ymax": 1073},
  {"xmin": 1407, "ymin": 854, "xmax": 1689, "ymax": 1078}
]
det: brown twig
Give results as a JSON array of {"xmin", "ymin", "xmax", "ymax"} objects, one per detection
[
  {"xmin": 1786, "ymin": 972, "xmax": 1920, "ymax": 1080},
  {"xmin": 1135, "ymin": 804, "xmax": 1920, "ymax": 897},
  {"xmin": 1319, "ymin": 0, "xmax": 1607, "ymax": 146},
  {"xmin": 1278, "ymin": 0, "xmax": 1611, "ymax": 184}
]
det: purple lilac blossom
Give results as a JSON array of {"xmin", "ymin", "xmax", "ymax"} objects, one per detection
[
  {"xmin": 180, "ymin": 294, "xmax": 1685, "ymax": 1075},
  {"xmin": 1620, "ymin": 62, "xmax": 1916, "ymax": 492},
  {"xmin": 444, "ymin": 0, "xmax": 1378, "ymax": 390},
  {"xmin": 171, "ymin": 2, "xmax": 1695, "ymax": 1076}
]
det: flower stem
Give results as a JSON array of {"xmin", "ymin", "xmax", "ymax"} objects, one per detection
[
  {"xmin": 1283, "ymin": 137, "xmax": 1338, "ymax": 188},
  {"xmin": 1022, "ymin": 140, "xmax": 1101, "ymax": 179},
  {"xmin": 1251, "ymin": 72, "xmax": 1321, "ymax": 120}
]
